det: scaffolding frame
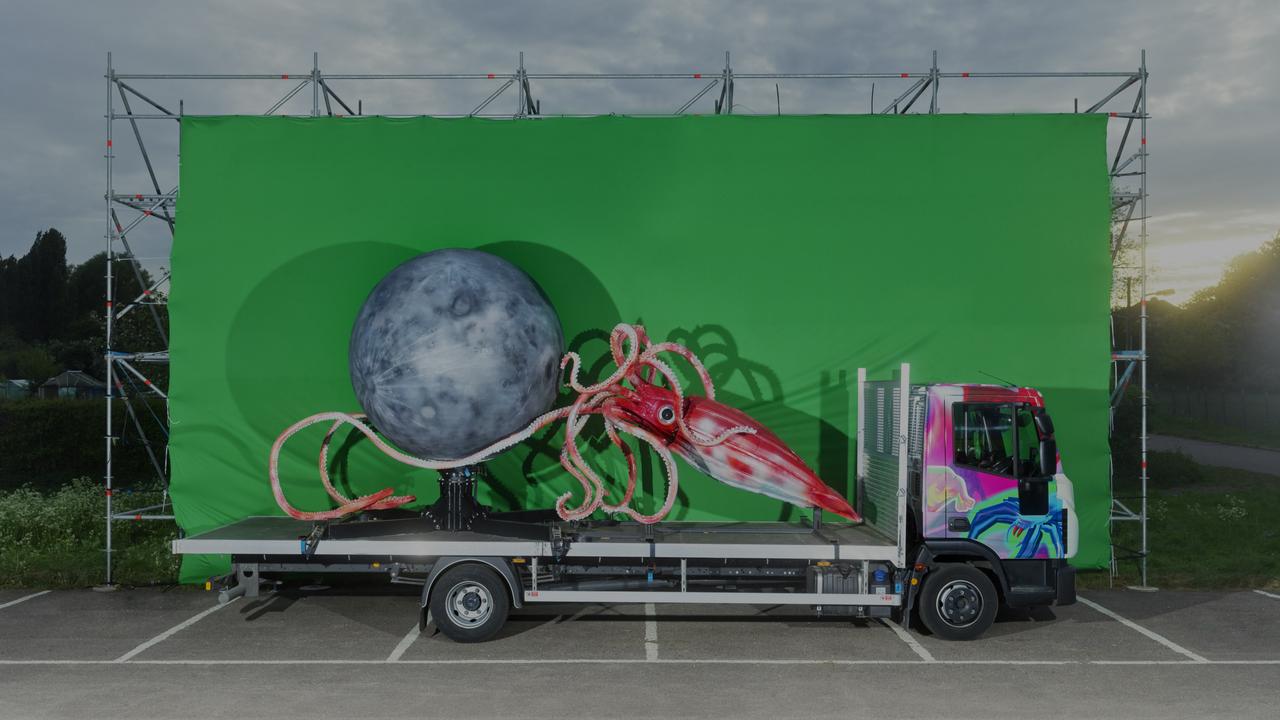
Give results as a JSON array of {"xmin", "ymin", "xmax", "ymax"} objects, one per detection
[{"xmin": 102, "ymin": 50, "xmax": 1151, "ymax": 586}]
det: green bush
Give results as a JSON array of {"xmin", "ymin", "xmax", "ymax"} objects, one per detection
[
  {"xmin": 0, "ymin": 398, "xmax": 166, "ymax": 491},
  {"xmin": 1148, "ymin": 450, "xmax": 1204, "ymax": 487},
  {"xmin": 0, "ymin": 478, "xmax": 179, "ymax": 587},
  {"xmin": 1110, "ymin": 387, "xmax": 1141, "ymax": 488},
  {"xmin": 1111, "ymin": 390, "xmax": 1205, "ymax": 490}
]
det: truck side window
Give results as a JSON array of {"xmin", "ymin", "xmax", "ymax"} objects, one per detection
[{"xmin": 953, "ymin": 403, "xmax": 1016, "ymax": 476}]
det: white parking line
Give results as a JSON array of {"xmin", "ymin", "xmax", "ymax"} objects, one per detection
[
  {"xmin": 1078, "ymin": 596, "xmax": 1209, "ymax": 663},
  {"xmin": 0, "ymin": 659, "xmax": 862, "ymax": 666},
  {"xmin": 0, "ymin": 591, "xmax": 51, "ymax": 612},
  {"xmin": 879, "ymin": 619, "xmax": 936, "ymax": 662},
  {"xmin": 113, "ymin": 599, "xmax": 238, "ymax": 663},
  {"xmin": 1092, "ymin": 660, "xmax": 1280, "ymax": 665},
  {"xmin": 3, "ymin": 658, "xmax": 1277, "ymax": 666},
  {"xmin": 644, "ymin": 603, "xmax": 659, "ymax": 661},
  {"xmin": 386, "ymin": 623, "xmax": 421, "ymax": 662},
  {"xmin": 1254, "ymin": 589, "xmax": 1280, "ymax": 600}
]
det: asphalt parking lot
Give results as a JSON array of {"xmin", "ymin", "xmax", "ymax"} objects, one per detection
[{"xmin": 1, "ymin": 584, "xmax": 1278, "ymax": 719}]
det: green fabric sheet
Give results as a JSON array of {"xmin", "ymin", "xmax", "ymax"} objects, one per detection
[{"xmin": 171, "ymin": 114, "xmax": 1112, "ymax": 581}]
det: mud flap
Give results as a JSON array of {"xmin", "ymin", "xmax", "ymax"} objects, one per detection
[
  {"xmin": 1056, "ymin": 564, "xmax": 1077, "ymax": 606},
  {"xmin": 901, "ymin": 547, "xmax": 934, "ymax": 630}
]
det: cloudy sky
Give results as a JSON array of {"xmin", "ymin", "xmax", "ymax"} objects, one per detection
[{"xmin": 1, "ymin": 0, "xmax": 1276, "ymax": 303}]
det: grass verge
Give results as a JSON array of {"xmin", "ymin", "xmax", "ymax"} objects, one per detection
[
  {"xmin": 1086, "ymin": 456, "xmax": 1280, "ymax": 590},
  {"xmin": 0, "ymin": 478, "xmax": 179, "ymax": 588}
]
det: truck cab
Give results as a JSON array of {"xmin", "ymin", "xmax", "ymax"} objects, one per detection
[
  {"xmin": 921, "ymin": 384, "xmax": 1078, "ymax": 560},
  {"xmin": 858, "ymin": 374, "xmax": 1079, "ymax": 639}
]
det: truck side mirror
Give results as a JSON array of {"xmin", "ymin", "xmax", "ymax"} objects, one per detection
[
  {"xmin": 1033, "ymin": 408, "xmax": 1054, "ymax": 436},
  {"xmin": 1039, "ymin": 437, "xmax": 1057, "ymax": 476}
]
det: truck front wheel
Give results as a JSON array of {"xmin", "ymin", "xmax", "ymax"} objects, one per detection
[
  {"xmin": 429, "ymin": 564, "xmax": 510, "ymax": 643},
  {"xmin": 918, "ymin": 565, "xmax": 997, "ymax": 640}
]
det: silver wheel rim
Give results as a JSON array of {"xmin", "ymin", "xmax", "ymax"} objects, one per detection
[
  {"xmin": 445, "ymin": 581, "xmax": 493, "ymax": 628},
  {"xmin": 936, "ymin": 579, "xmax": 982, "ymax": 629}
]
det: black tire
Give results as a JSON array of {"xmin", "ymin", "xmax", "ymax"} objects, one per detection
[
  {"xmin": 918, "ymin": 564, "xmax": 997, "ymax": 641},
  {"xmin": 429, "ymin": 564, "xmax": 510, "ymax": 643}
]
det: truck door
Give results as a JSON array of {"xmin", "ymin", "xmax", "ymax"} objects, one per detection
[
  {"xmin": 948, "ymin": 401, "xmax": 1061, "ymax": 558},
  {"xmin": 947, "ymin": 402, "xmax": 1019, "ymax": 542}
]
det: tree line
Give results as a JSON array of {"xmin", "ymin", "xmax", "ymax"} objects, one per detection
[
  {"xmin": 0, "ymin": 228, "xmax": 167, "ymax": 390},
  {"xmin": 1114, "ymin": 231, "xmax": 1280, "ymax": 392}
]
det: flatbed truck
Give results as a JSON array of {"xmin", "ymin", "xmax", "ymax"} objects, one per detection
[{"xmin": 174, "ymin": 364, "xmax": 1078, "ymax": 642}]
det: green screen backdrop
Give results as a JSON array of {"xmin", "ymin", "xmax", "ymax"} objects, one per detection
[{"xmin": 171, "ymin": 115, "xmax": 1112, "ymax": 581}]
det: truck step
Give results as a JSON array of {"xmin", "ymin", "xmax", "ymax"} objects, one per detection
[{"xmin": 1005, "ymin": 585, "xmax": 1057, "ymax": 607}]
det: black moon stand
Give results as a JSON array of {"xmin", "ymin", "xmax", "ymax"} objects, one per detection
[{"xmin": 424, "ymin": 466, "xmax": 488, "ymax": 531}]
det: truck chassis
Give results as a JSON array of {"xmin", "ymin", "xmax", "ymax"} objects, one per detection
[{"xmin": 178, "ymin": 515, "xmax": 906, "ymax": 638}]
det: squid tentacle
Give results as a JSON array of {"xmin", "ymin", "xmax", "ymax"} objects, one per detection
[
  {"xmin": 556, "ymin": 391, "xmax": 640, "ymax": 516},
  {"xmin": 642, "ymin": 342, "xmax": 718, "ymax": 401},
  {"xmin": 555, "ymin": 393, "xmax": 612, "ymax": 519},
  {"xmin": 271, "ymin": 405, "xmax": 573, "ymax": 521},
  {"xmin": 555, "ymin": 445, "xmax": 599, "ymax": 520},
  {"xmin": 562, "ymin": 323, "xmax": 641, "ymax": 394},
  {"xmin": 318, "ymin": 415, "xmax": 415, "ymax": 510},
  {"xmin": 597, "ymin": 419, "xmax": 638, "ymax": 512},
  {"xmin": 270, "ymin": 413, "xmax": 406, "ymax": 521},
  {"xmin": 608, "ymin": 419, "xmax": 680, "ymax": 524},
  {"xmin": 619, "ymin": 325, "xmax": 655, "ymax": 386}
]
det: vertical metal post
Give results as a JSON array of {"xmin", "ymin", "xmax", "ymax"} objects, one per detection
[
  {"xmin": 517, "ymin": 52, "xmax": 525, "ymax": 117},
  {"xmin": 896, "ymin": 363, "xmax": 910, "ymax": 569},
  {"xmin": 103, "ymin": 52, "xmax": 116, "ymax": 586},
  {"xmin": 855, "ymin": 367, "xmax": 867, "ymax": 516},
  {"xmin": 929, "ymin": 51, "xmax": 939, "ymax": 114},
  {"xmin": 1137, "ymin": 49, "xmax": 1150, "ymax": 588},
  {"xmin": 724, "ymin": 51, "xmax": 733, "ymax": 114},
  {"xmin": 312, "ymin": 52, "xmax": 320, "ymax": 117}
]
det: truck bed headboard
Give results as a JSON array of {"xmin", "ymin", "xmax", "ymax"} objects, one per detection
[{"xmin": 856, "ymin": 365, "xmax": 924, "ymax": 565}]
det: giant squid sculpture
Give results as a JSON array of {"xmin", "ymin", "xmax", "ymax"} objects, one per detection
[{"xmin": 269, "ymin": 323, "xmax": 860, "ymax": 524}]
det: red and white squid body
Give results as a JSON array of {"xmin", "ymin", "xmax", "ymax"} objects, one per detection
[
  {"xmin": 669, "ymin": 396, "xmax": 858, "ymax": 521},
  {"xmin": 269, "ymin": 323, "xmax": 859, "ymax": 524}
]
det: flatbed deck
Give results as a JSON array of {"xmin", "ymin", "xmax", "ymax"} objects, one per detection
[{"xmin": 174, "ymin": 516, "xmax": 898, "ymax": 562}]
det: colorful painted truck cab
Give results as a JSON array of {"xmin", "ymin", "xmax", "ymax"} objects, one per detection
[
  {"xmin": 858, "ymin": 375, "xmax": 1078, "ymax": 633},
  {"xmin": 920, "ymin": 384, "xmax": 1078, "ymax": 561}
]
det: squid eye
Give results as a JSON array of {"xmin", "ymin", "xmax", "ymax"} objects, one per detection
[{"xmin": 657, "ymin": 406, "xmax": 676, "ymax": 425}]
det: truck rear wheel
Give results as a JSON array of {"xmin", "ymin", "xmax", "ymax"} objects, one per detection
[
  {"xmin": 429, "ymin": 564, "xmax": 510, "ymax": 643},
  {"xmin": 918, "ymin": 565, "xmax": 997, "ymax": 641}
]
